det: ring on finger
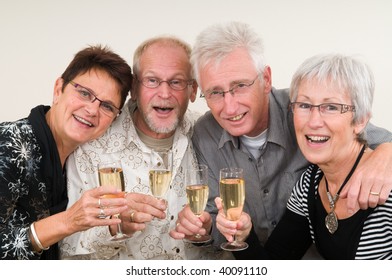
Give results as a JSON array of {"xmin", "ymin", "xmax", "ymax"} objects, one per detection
[
  {"xmin": 370, "ymin": 191, "xmax": 380, "ymax": 196},
  {"xmin": 98, "ymin": 198, "xmax": 102, "ymax": 208},
  {"xmin": 98, "ymin": 208, "xmax": 106, "ymax": 219},
  {"xmin": 130, "ymin": 211, "xmax": 136, "ymax": 222}
]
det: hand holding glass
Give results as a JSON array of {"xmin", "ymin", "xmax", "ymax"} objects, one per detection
[
  {"xmin": 98, "ymin": 160, "xmax": 130, "ymax": 241},
  {"xmin": 184, "ymin": 164, "xmax": 211, "ymax": 243},
  {"xmin": 219, "ymin": 167, "xmax": 248, "ymax": 251}
]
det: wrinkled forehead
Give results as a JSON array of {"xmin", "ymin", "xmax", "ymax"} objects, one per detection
[{"xmin": 138, "ymin": 44, "xmax": 192, "ymax": 76}]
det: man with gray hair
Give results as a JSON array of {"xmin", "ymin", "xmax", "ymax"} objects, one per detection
[
  {"xmin": 170, "ymin": 21, "xmax": 392, "ymax": 259},
  {"xmin": 60, "ymin": 36, "xmax": 229, "ymax": 260}
]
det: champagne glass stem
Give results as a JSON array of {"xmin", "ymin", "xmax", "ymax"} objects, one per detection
[
  {"xmin": 115, "ymin": 215, "xmax": 124, "ymax": 235},
  {"xmin": 232, "ymin": 234, "xmax": 239, "ymax": 245}
]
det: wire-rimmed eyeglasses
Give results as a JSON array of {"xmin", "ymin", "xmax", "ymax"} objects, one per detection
[
  {"xmin": 137, "ymin": 76, "xmax": 194, "ymax": 91},
  {"xmin": 289, "ymin": 102, "xmax": 355, "ymax": 116},
  {"xmin": 200, "ymin": 75, "xmax": 260, "ymax": 102},
  {"xmin": 69, "ymin": 81, "xmax": 121, "ymax": 117}
]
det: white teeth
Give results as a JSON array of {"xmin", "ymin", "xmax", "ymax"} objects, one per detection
[
  {"xmin": 74, "ymin": 115, "xmax": 93, "ymax": 127},
  {"xmin": 229, "ymin": 113, "xmax": 244, "ymax": 121},
  {"xmin": 306, "ymin": 135, "xmax": 329, "ymax": 142}
]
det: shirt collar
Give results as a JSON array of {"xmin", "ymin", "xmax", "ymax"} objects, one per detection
[{"xmin": 266, "ymin": 88, "xmax": 291, "ymax": 149}]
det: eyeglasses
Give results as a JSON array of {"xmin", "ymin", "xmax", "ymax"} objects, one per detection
[
  {"xmin": 289, "ymin": 102, "xmax": 355, "ymax": 116},
  {"xmin": 137, "ymin": 76, "xmax": 194, "ymax": 91},
  {"xmin": 69, "ymin": 81, "xmax": 121, "ymax": 117},
  {"xmin": 200, "ymin": 75, "xmax": 260, "ymax": 102}
]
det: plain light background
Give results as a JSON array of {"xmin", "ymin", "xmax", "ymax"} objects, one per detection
[{"xmin": 1, "ymin": 0, "xmax": 391, "ymax": 131}]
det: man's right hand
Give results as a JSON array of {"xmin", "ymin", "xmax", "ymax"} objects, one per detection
[
  {"xmin": 215, "ymin": 197, "xmax": 252, "ymax": 242},
  {"xmin": 114, "ymin": 193, "xmax": 167, "ymax": 235}
]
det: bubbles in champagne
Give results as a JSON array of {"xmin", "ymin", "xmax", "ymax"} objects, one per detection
[
  {"xmin": 186, "ymin": 184, "xmax": 209, "ymax": 216},
  {"xmin": 219, "ymin": 178, "xmax": 245, "ymax": 221},
  {"xmin": 98, "ymin": 167, "xmax": 125, "ymax": 192},
  {"xmin": 149, "ymin": 170, "xmax": 172, "ymax": 197}
]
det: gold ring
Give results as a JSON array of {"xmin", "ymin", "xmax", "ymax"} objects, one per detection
[
  {"xmin": 370, "ymin": 191, "xmax": 380, "ymax": 196},
  {"xmin": 98, "ymin": 198, "xmax": 102, "ymax": 208},
  {"xmin": 130, "ymin": 211, "xmax": 136, "ymax": 222},
  {"xmin": 98, "ymin": 208, "xmax": 106, "ymax": 219}
]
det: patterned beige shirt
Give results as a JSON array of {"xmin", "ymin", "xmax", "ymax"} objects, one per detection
[{"xmin": 59, "ymin": 101, "xmax": 231, "ymax": 260}]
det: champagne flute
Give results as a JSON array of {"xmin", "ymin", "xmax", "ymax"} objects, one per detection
[
  {"xmin": 148, "ymin": 148, "xmax": 173, "ymax": 225},
  {"xmin": 98, "ymin": 160, "xmax": 131, "ymax": 241},
  {"xmin": 184, "ymin": 164, "xmax": 211, "ymax": 243},
  {"xmin": 219, "ymin": 167, "xmax": 248, "ymax": 251}
]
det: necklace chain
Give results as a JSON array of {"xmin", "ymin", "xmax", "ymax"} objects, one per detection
[
  {"xmin": 324, "ymin": 144, "xmax": 366, "ymax": 234},
  {"xmin": 326, "ymin": 190, "xmax": 338, "ymax": 210}
]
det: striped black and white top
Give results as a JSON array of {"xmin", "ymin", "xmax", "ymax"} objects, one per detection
[{"xmin": 286, "ymin": 164, "xmax": 392, "ymax": 259}]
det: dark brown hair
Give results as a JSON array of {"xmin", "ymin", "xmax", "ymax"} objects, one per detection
[{"xmin": 61, "ymin": 45, "xmax": 133, "ymax": 109}]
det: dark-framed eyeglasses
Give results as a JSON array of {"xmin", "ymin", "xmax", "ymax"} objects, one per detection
[
  {"xmin": 200, "ymin": 74, "xmax": 260, "ymax": 102},
  {"xmin": 137, "ymin": 76, "xmax": 194, "ymax": 91},
  {"xmin": 289, "ymin": 102, "xmax": 355, "ymax": 116},
  {"xmin": 69, "ymin": 81, "xmax": 121, "ymax": 117}
]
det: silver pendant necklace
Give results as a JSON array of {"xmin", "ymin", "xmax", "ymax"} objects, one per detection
[
  {"xmin": 324, "ymin": 144, "xmax": 366, "ymax": 234},
  {"xmin": 325, "ymin": 183, "xmax": 339, "ymax": 234}
]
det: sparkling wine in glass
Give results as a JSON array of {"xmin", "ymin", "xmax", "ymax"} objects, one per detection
[
  {"xmin": 184, "ymin": 164, "xmax": 211, "ymax": 243},
  {"xmin": 98, "ymin": 160, "xmax": 130, "ymax": 241},
  {"xmin": 219, "ymin": 167, "xmax": 248, "ymax": 251},
  {"xmin": 148, "ymin": 148, "xmax": 173, "ymax": 224}
]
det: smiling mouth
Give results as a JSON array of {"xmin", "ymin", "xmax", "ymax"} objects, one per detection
[
  {"xmin": 228, "ymin": 113, "xmax": 245, "ymax": 121},
  {"xmin": 153, "ymin": 106, "xmax": 173, "ymax": 113},
  {"xmin": 74, "ymin": 115, "xmax": 93, "ymax": 127},
  {"xmin": 306, "ymin": 135, "xmax": 329, "ymax": 143}
]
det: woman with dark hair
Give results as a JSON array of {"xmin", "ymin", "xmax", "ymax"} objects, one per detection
[{"xmin": 0, "ymin": 45, "xmax": 133, "ymax": 259}]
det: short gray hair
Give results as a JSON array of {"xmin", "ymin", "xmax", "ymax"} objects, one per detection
[
  {"xmin": 290, "ymin": 53, "xmax": 374, "ymax": 142},
  {"xmin": 191, "ymin": 21, "xmax": 266, "ymax": 84}
]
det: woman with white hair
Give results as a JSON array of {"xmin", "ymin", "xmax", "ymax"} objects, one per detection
[{"xmin": 218, "ymin": 53, "xmax": 392, "ymax": 259}]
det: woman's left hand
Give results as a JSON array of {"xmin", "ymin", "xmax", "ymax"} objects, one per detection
[{"xmin": 65, "ymin": 186, "xmax": 128, "ymax": 234}]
